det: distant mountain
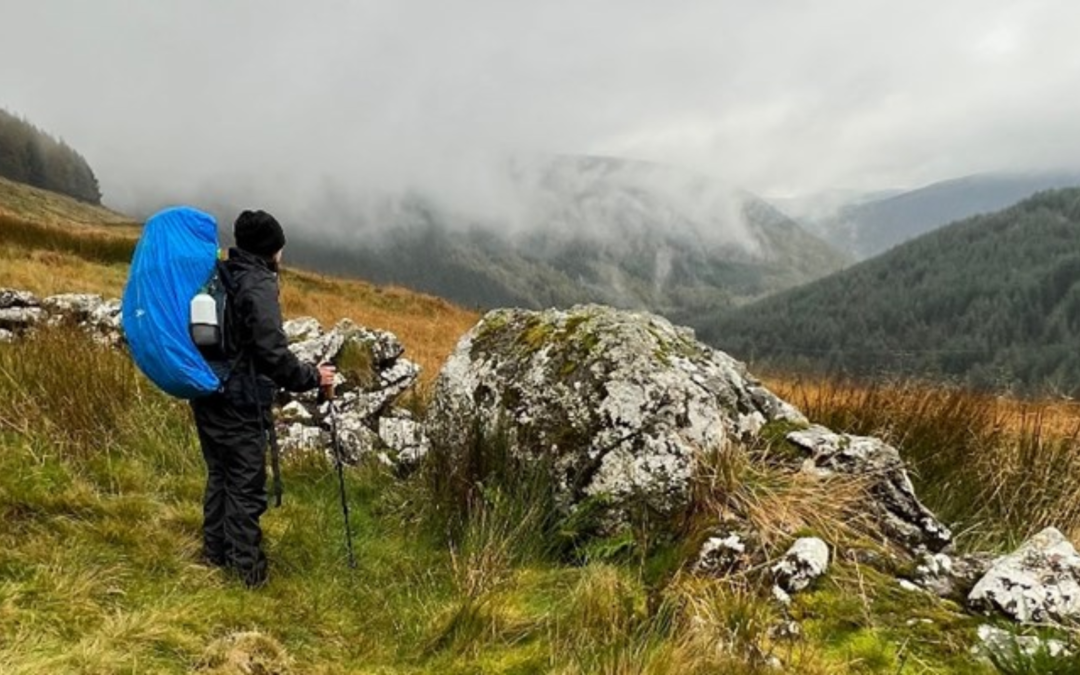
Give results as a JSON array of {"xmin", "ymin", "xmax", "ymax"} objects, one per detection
[
  {"xmin": 284, "ymin": 156, "xmax": 849, "ymax": 330},
  {"xmin": 705, "ymin": 188, "xmax": 1080, "ymax": 395},
  {"xmin": 808, "ymin": 171, "xmax": 1080, "ymax": 259}
]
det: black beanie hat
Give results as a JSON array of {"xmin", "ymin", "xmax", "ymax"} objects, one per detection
[{"xmin": 234, "ymin": 209, "xmax": 286, "ymax": 256}]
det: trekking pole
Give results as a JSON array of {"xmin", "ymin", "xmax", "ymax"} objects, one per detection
[{"xmin": 323, "ymin": 383, "xmax": 357, "ymax": 569}]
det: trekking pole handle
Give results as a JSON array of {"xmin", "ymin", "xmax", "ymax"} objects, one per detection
[{"xmin": 318, "ymin": 362, "xmax": 337, "ymax": 401}]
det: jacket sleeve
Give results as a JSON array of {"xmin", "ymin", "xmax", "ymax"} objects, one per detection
[{"xmin": 243, "ymin": 275, "xmax": 319, "ymax": 393}]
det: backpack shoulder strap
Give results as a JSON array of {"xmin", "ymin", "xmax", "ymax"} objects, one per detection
[{"xmin": 216, "ymin": 259, "xmax": 238, "ymax": 295}]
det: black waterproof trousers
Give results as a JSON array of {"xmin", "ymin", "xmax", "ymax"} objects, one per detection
[{"xmin": 191, "ymin": 391, "xmax": 271, "ymax": 586}]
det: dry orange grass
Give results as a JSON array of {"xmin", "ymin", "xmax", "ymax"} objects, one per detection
[
  {"xmin": 764, "ymin": 374, "xmax": 1080, "ymax": 439},
  {"xmin": 280, "ymin": 269, "xmax": 479, "ymax": 386},
  {"xmin": 0, "ymin": 219, "xmax": 479, "ymax": 386}
]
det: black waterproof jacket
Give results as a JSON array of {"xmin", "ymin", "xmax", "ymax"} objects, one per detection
[{"xmin": 223, "ymin": 248, "xmax": 319, "ymax": 396}]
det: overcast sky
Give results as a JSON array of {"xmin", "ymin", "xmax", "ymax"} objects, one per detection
[{"xmin": 4, "ymin": 0, "xmax": 1080, "ymax": 213}]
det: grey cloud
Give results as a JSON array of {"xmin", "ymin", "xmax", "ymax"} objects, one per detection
[{"xmin": 3, "ymin": 0, "xmax": 1080, "ymax": 219}]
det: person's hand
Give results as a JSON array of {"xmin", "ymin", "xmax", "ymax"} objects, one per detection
[{"xmin": 318, "ymin": 364, "xmax": 337, "ymax": 389}]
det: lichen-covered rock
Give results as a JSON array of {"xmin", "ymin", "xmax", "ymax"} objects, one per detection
[
  {"xmin": 912, "ymin": 552, "xmax": 993, "ymax": 601},
  {"xmin": 378, "ymin": 412, "xmax": 430, "ymax": 469},
  {"xmin": 428, "ymin": 305, "xmax": 806, "ymax": 526},
  {"xmin": 975, "ymin": 624, "xmax": 1071, "ymax": 662},
  {"xmin": 0, "ymin": 288, "xmax": 38, "ymax": 309},
  {"xmin": 280, "ymin": 401, "xmax": 313, "ymax": 423},
  {"xmin": 283, "ymin": 316, "xmax": 323, "ymax": 343},
  {"xmin": 0, "ymin": 306, "xmax": 46, "ymax": 331},
  {"xmin": 772, "ymin": 537, "xmax": 830, "ymax": 594},
  {"xmin": 968, "ymin": 528, "xmax": 1080, "ymax": 623},
  {"xmin": 42, "ymin": 293, "xmax": 103, "ymax": 322},
  {"xmin": 787, "ymin": 426, "xmax": 951, "ymax": 553},
  {"xmin": 272, "ymin": 317, "xmax": 421, "ymax": 467},
  {"xmin": 323, "ymin": 406, "xmax": 381, "ymax": 463},
  {"xmin": 278, "ymin": 422, "xmax": 329, "ymax": 455},
  {"xmin": 695, "ymin": 530, "xmax": 752, "ymax": 576}
]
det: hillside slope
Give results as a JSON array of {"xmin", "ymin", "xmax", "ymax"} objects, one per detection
[
  {"xmin": 5, "ymin": 174, "xmax": 1080, "ymax": 673},
  {"xmin": 814, "ymin": 171, "xmax": 1080, "ymax": 259},
  {"xmin": 705, "ymin": 188, "xmax": 1080, "ymax": 394},
  {"xmin": 0, "ymin": 180, "xmax": 478, "ymax": 384},
  {"xmin": 281, "ymin": 156, "xmax": 849, "ymax": 327}
]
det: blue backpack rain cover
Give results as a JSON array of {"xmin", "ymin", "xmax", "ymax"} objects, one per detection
[{"xmin": 122, "ymin": 206, "xmax": 222, "ymax": 399}]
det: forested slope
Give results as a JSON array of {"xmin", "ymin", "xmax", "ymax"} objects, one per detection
[{"xmin": 706, "ymin": 188, "xmax": 1080, "ymax": 394}]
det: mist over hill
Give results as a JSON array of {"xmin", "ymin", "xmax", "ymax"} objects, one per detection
[
  {"xmin": 706, "ymin": 187, "xmax": 1080, "ymax": 395},
  {"xmin": 281, "ymin": 157, "xmax": 849, "ymax": 328},
  {"xmin": 798, "ymin": 171, "xmax": 1080, "ymax": 260}
]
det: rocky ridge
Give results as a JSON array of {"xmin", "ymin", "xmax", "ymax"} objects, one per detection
[{"xmin": 0, "ymin": 288, "xmax": 425, "ymax": 470}]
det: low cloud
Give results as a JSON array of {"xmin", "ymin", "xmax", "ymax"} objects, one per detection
[{"xmin": 3, "ymin": 0, "xmax": 1080, "ymax": 230}]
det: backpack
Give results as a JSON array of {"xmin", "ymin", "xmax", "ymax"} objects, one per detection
[{"xmin": 122, "ymin": 206, "xmax": 230, "ymax": 399}]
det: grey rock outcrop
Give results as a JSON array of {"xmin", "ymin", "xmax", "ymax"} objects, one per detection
[
  {"xmin": 0, "ymin": 289, "xmax": 38, "ymax": 308},
  {"xmin": 787, "ymin": 426, "xmax": 952, "ymax": 553},
  {"xmin": 0, "ymin": 288, "xmax": 122, "ymax": 344},
  {"xmin": 773, "ymin": 537, "xmax": 830, "ymax": 595},
  {"xmin": 428, "ymin": 305, "xmax": 806, "ymax": 526},
  {"xmin": 274, "ymin": 317, "xmax": 422, "ymax": 468},
  {"xmin": 0, "ymin": 291, "xmax": 421, "ymax": 468},
  {"xmin": 968, "ymin": 528, "xmax": 1080, "ymax": 623},
  {"xmin": 378, "ymin": 411, "xmax": 430, "ymax": 470}
]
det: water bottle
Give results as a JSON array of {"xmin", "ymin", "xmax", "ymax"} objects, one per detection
[{"xmin": 190, "ymin": 292, "xmax": 220, "ymax": 348}]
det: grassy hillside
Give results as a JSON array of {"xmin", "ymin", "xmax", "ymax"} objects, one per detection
[
  {"xmin": 0, "ymin": 175, "xmax": 132, "ymax": 229},
  {"xmin": 6, "ymin": 180, "xmax": 1080, "ymax": 672},
  {"xmin": 0, "ymin": 187, "xmax": 478, "ymax": 386},
  {"xmin": 706, "ymin": 188, "xmax": 1080, "ymax": 395}
]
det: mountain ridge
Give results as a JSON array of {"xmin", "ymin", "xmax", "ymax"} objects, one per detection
[
  {"xmin": 706, "ymin": 187, "xmax": 1080, "ymax": 395},
  {"xmin": 804, "ymin": 170, "xmax": 1080, "ymax": 259}
]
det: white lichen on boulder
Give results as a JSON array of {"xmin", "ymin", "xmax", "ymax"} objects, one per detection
[{"xmin": 428, "ymin": 304, "xmax": 806, "ymax": 527}]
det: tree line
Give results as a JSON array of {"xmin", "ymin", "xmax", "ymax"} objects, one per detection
[
  {"xmin": 704, "ymin": 188, "xmax": 1080, "ymax": 396},
  {"xmin": 0, "ymin": 108, "xmax": 101, "ymax": 204}
]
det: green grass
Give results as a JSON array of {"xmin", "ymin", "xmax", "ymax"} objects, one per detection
[{"xmin": 2, "ymin": 330, "xmax": 1075, "ymax": 673}]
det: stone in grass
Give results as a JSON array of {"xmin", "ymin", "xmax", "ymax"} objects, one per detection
[
  {"xmin": 974, "ymin": 624, "xmax": 1071, "ymax": 663},
  {"xmin": 912, "ymin": 551, "xmax": 993, "ymax": 601},
  {"xmin": 772, "ymin": 537, "xmax": 830, "ymax": 595},
  {"xmin": 968, "ymin": 527, "xmax": 1080, "ymax": 624},
  {"xmin": 786, "ymin": 426, "xmax": 951, "ymax": 553},
  {"xmin": 694, "ymin": 530, "xmax": 751, "ymax": 576},
  {"xmin": 197, "ymin": 630, "xmax": 293, "ymax": 674},
  {"xmin": 0, "ymin": 288, "xmax": 38, "ymax": 309}
]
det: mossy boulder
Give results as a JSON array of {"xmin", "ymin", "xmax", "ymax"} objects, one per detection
[{"xmin": 428, "ymin": 304, "xmax": 806, "ymax": 527}]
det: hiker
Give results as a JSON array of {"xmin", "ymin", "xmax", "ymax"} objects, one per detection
[{"xmin": 189, "ymin": 209, "xmax": 335, "ymax": 587}]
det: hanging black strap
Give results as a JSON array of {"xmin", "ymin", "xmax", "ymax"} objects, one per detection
[
  {"xmin": 268, "ymin": 417, "xmax": 283, "ymax": 507},
  {"xmin": 250, "ymin": 358, "xmax": 284, "ymax": 508}
]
